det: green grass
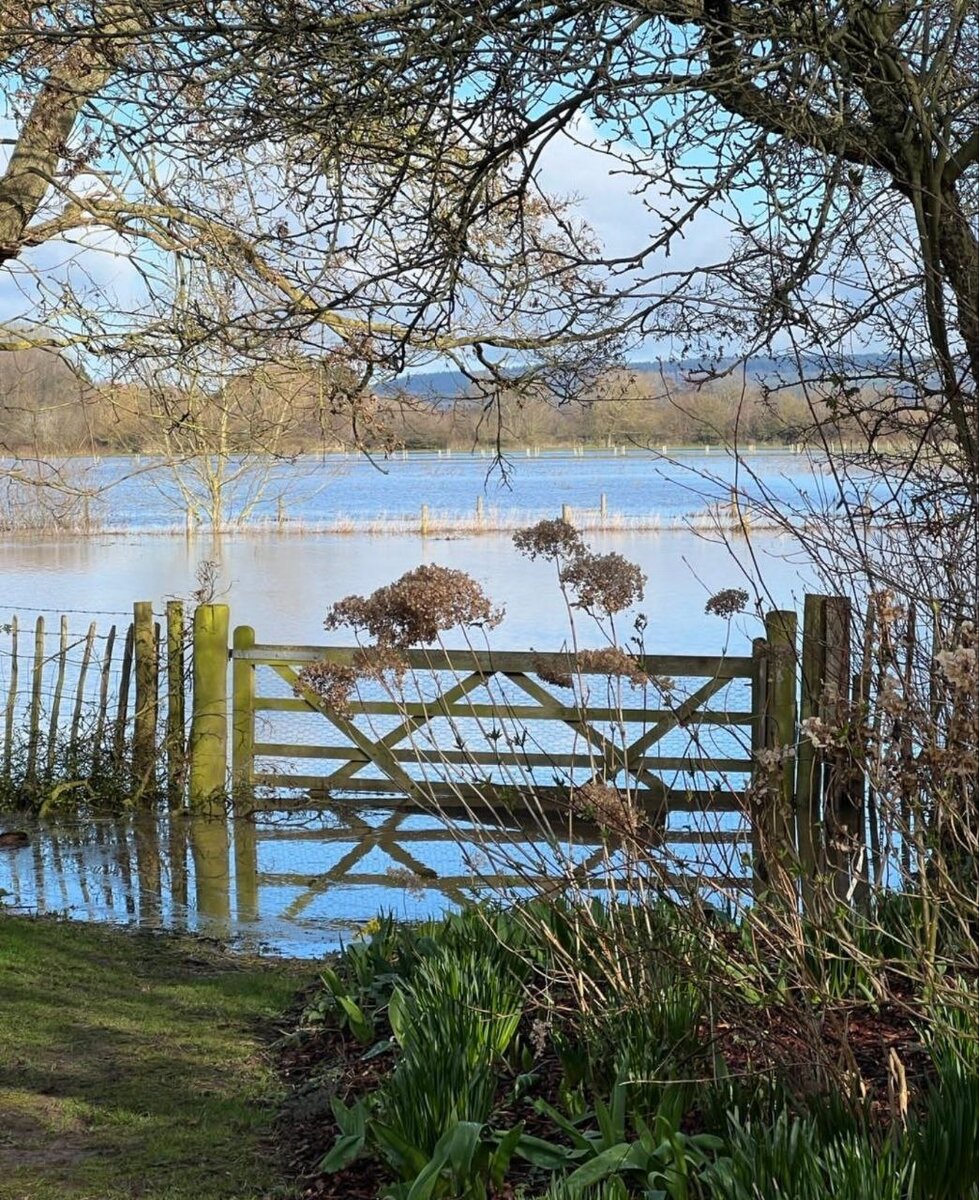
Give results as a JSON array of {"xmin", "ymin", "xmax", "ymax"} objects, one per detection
[{"xmin": 0, "ymin": 914, "xmax": 309, "ymax": 1200}]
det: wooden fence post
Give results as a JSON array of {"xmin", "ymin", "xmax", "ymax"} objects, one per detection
[
  {"xmin": 797, "ymin": 595, "xmax": 860, "ymax": 907},
  {"xmin": 3, "ymin": 616, "xmax": 18, "ymax": 776},
  {"xmin": 69, "ymin": 621, "xmax": 97, "ymax": 769},
  {"xmin": 113, "ymin": 622, "xmax": 134, "ymax": 768},
  {"xmin": 232, "ymin": 625, "xmax": 256, "ymax": 807},
  {"xmin": 797, "ymin": 594, "xmax": 825, "ymax": 907},
  {"xmin": 93, "ymin": 624, "xmax": 116, "ymax": 771},
  {"xmin": 188, "ymin": 603, "xmax": 229, "ymax": 812},
  {"xmin": 166, "ymin": 600, "xmax": 186, "ymax": 809},
  {"xmin": 750, "ymin": 611, "xmax": 798, "ymax": 898},
  {"xmin": 46, "ymin": 616, "xmax": 68, "ymax": 773},
  {"xmin": 26, "ymin": 615, "xmax": 44, "ymax": 789},
  {"xmin": 822, "ymin": 597, "xmax": 861, "ymax": 904},
  {"xmin": 133, "ymin": 601, "xmax": 158, "ymax": 790},
  {"xmin": 749, "ymin": 635, "xmax": 769, "ymax": 894}
]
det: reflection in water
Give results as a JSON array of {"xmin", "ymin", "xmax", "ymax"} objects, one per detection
[{"xmin": 0, "ymin": 805, "xmax": 750, "ymax": 957}]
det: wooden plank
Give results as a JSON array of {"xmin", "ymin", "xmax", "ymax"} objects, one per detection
[
  {"xmin": 253, "ymin": 740, "xmax": 752, "ymax": 773},
  {"xmin": 249, "ymin": 771, "xmax": 745, "ymax": 811},
  {"xmin": 625, "ymin": 674, "xmax": 732, "ymax": 757},
  {"xmin": 326, "ymin": 669, "xmax": 490, "ymax": 788},
  {"xmin": 238, "ymin": 644, "xmax": 752, "ymax": 678},
  {"xmin": 506, "ymin": 671, "xmax": 670, "ymax": 797},
  {"xmin": 252, "ymin": 695, "xmax": 755, "ymax": 724},
  {"xmin": 271, "ymin": 662, "xmax": 426, "ymax": 801}
]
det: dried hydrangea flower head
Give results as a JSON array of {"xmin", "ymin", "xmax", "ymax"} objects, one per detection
[
  {"xmin": 560, "ymin": 550, "xmax": 645, "ymax": 615},
  {"xmin": 514, "ymin": 519, "xmax": 646, "ymax": 616},
  {"xmin": 294, "ymin": 660, "xmax": 359, "ymax": 714},
  {"xmin": 513, "ymin": 518, "xmax": 583, "ymax": 562},
  {"xmin": 705, "ymin": 588, "xmax": 749, "ymax": 618},
  {"xmin": 324, "ymin": 564, "xmax": 503, "ymax": 648}
]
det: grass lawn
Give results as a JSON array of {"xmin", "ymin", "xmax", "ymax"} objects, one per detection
[{"xmin": 0, "ymin": 914, "xmax": 310, "ymax": 1200}]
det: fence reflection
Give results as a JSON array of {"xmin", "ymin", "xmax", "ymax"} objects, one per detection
[{"xmin": 0, "ymin": 805, "xmax": 751, "ymax": 954}]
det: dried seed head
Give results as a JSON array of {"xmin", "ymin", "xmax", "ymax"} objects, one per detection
[
  {"xmin": 577, "ymin": 647, "xmax": 651, "ymax": 687},
  {"xmin": 295, "ymin": 660, "xmax": 359, "ymax": 714},
  {"xmin": 935, "ymin": 646, "xmax": 977, "ymax": 691},
  {"xmin": 532, "ymin": 653, "xmax": 574, "ymax": 690},
  {"xmin": 705, "ymin": 587, "xmax": 749, "ymax": 618},
  {"xmin": 325, "ymin": 564, "xmax": 503, "ymax": 648},
  {"xmin": 572, "ymin": 779, "xmax": 647, "ymax": 841},
  {"xmin": 560, "ymin": 550, "xmax": 646, "ymax": 615},
  {"xmin": 513, "ymin": 518, "xmax": 583, "ymax": 561}
]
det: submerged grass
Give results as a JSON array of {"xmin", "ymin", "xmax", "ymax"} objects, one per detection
[{"xmin": 0, "ymin": 914, "xmax": 309, "ymax": 1200}]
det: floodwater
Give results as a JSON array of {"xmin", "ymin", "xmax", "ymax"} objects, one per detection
[
  {"xmin": 0, "ymin": 450, "xmax": 832, "ymax": 952},
  {"xmin": 0, "ymin": 807, "xmax": 751, "ymax": 958},
  {"xmin": 14, "ymin": 446, "xmax": 851, "ymax": 531}
]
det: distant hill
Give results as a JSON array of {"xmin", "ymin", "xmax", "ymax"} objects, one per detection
[{"xmin": 385, "ymin": 354, "xmax": 892, "ymax": 401}]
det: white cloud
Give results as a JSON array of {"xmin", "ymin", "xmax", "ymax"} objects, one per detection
[{"xmin": 536, "ymin": 116, "xmax": 732, "ymax": 275}]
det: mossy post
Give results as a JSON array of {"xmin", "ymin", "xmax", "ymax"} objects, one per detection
[
  {"xmin": 751, "ymin": 611, "xmax": 798, "ymax": 899},
  {"xmin": 797, "ymin": 594, "xmax": 826, "ymax": 907},
  {"xmin": 189, "ymin": 603, "xmax": 229, "ymax": 812},
  {"xmin": 768, "ymin": 609, "xmax": 799, "ymax": 874},
  {"xmin": 231, "ymin": 625, "xmax": 255, "ymax": 808},
  {"xmin": 166, "ymin": 600, "xmax": 186, "ymax": 809},
  {"xmin": 749, "ymin": 634, "xmax": 769, "ymax": 894},
  {"xmin": 133, "ymin": 600, "xmax": 158, "ymax": 790}
]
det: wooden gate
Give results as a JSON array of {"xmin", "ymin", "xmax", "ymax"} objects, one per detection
[{"xmin": 230, "ymin": 627, "xmax": 762, "ymax": 825}]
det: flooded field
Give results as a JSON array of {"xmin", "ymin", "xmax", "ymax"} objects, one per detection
[{"xmin": 0, "ymin": 450, "xmax": 828, "ymax": 950}]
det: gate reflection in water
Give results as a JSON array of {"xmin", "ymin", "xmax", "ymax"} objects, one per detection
[{"xmin": 0, "ymin": 807, "xmax": 750, "ymax": 957}]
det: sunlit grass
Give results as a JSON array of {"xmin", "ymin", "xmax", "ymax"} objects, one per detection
[{"xmin": 0, "ymin": 914, "xmax": 309, "ymax": 1200}]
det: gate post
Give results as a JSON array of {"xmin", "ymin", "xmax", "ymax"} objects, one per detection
[
  {"xmin": 797, "ymin": 595, "xmax": 825, "ymax": 906},
  {"xmin": 165, "ymin": 600, "xmax": 186, "ymax": 809},
  {"xmin": 188, "ymin": 603, "xmax": 229, "ymax": 812},
  {"xmin": 232, "ymin": 625, "xmax": 256, "ymax": 807},
  {"xmin": 750, "ymin": 611, "xmax": 798, "ymax": 898},
  {"xmin": 797, "ymin": 595, "xmax": 861, "ymax": 907}
]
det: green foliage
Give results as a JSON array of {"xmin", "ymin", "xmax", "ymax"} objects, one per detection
[
  {"xmin": 0, "ymin": 718, "xmax": 161, "ymax": 814},
  {"xmin": 379, "ymin": 942, "xmax": 525, "ymax": 1159},
  {"xmin": 909, "ymin": 989, "xmax": 979, "ymax": 1200},
  {"xmin": 304, "ymin": 902, "xmax": 979, "ymax": 1200},
  {"xmin": 699, "ymin": 1109, "xmax": 913, "ymax": 1200}
]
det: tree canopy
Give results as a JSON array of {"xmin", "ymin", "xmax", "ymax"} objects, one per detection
[{"xmin": 1, "ymin": 2, "xmax": 976, "ymax": 466}]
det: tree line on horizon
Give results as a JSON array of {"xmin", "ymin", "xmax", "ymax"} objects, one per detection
[{"xmin": 1, "ymin": 347, "xmax": 885, "ymax": 459}]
